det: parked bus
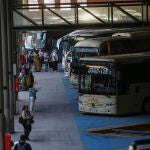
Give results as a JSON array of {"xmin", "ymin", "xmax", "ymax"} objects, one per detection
[
  {"xmin": 69, "ymin": 31, "xmax": 150, "ymax": 85},
  {"xmin": 58, "ymin": 27, "xmax": 150, "ymax": 72},
  {"xmin": 78, "ymin": 52, "xmax": 150, "ymax": 115},
  {"xmin": 57, "ymin": 28, "xmax": 129, "ymax": 72}
]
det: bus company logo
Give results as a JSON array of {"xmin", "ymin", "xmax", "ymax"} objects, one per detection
[{"xmin": 87, "ymin": 65, "xmax": 111, "ymax": 75}]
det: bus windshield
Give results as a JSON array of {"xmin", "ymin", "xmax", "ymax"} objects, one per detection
[
  {"xmin": 73, "ymin": 47, "xmax": 99, "ymax": 60},
  {"xmin": 79, "ymin": 61, "xmax": 116, "ymax": 95}
]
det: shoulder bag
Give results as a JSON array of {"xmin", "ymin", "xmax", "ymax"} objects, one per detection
[{"xmin": 19, "ymin": 116, "xmax": 27, "ymax": 125}]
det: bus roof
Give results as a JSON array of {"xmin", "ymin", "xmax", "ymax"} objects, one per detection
[
  {"xmin": 56, "ymin": 29, "xmax": 114, "ymax": 49},
  {"xmin": 80, "ymin": 52, "xmax": 150, "ymax": 63},
  {"xmin": 74, "ymin": 33, "xmax": 150, "ymax": 48},
  {"xmin": 74, "ymin": 36, "xmax": 130, "ymax": 48},
  {"xmin": 67, "ymin": 28, "xmax": 136, "ymax": 38},
  {"xmin": 112, "ymin": 30, "xmax": 150, "ymax": 38},
  {"xmin": 60, "ymin": 27, "xmax": 150, "ymax": 41},
  {"xmin": 57, "ymin": 27, "xmax": 150, "ymax": 49},
  {"xmin": 68, "ymin": 29, "xmax": 114, "ymax": 37}
]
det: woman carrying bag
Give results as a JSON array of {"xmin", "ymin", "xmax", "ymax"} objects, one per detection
[{"xmin": 20, "ymin": 105, "xmax": 34, "ymax": 140}]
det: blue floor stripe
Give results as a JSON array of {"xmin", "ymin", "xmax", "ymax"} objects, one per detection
[{"xmin": 60, "ymin": 70, "xmax": 150, "ymax": 150}]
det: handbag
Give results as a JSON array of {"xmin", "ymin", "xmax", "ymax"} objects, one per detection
[
  {"xmin": 30, "ymin": 118, "xmax": 34, "ymax": 124},
  {"xmin": 19, "ymin": 116, "xmax": 27, "ymax": 125},
  {"xmin": 29, "ymin": 115, "xmax": 34, "ymax": 124},
  {"xmin": 26, "ymin": 118, "xmax": 34, "ymax": 124}
]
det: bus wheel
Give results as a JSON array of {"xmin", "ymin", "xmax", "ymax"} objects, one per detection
[{"xmin": 143, "ymin": 98, "xmax": 150, "ymax": 113}]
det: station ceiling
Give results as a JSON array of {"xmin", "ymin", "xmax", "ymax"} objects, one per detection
[{"xmin": 13, "ymin": 0, "xmax": 150, "ymax": 34}]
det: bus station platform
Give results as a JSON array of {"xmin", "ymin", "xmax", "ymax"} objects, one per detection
[{"xmin": 11, "ymin": 66, "xmax": 150, "ymax": 150}]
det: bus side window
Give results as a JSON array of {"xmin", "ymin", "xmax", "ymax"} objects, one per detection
[
  {"xmin": 117, "ymin": 66, "xmax": 130, "ymax": 94},
  {"xmin": 134, "ymin": 38, "xmax": 150, "ymax": 52},
  {"xmin": 107, "ymin": 42, "xmax": 111, "ymax": 55},
  {"xmin": 109, "ymin": 41, "xmax": 118, "ymax": 55},
  {"xmin": 110, "ymin": 40, "xmax": 127, "ymax": 55},
  {"xmin": 100, "ymin": 43, "xmax": 108, "ymax": 55},
  {"xmin": 116, "ymin": 41, "xmax": 123, "ymax": 54},
  {"xmin": 116, "ymin": 71, "xmax": 120, "ymax": 80}
]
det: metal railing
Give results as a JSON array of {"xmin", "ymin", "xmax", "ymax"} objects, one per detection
[{"xmin": 12, "ymin": 1, "xmax": 150, "ymax": 30}]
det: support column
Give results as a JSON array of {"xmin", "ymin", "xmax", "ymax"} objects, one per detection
[
  {"xmin": 1, "ymin": 0, "xmax": 11, "ymax": 133},
  {"xmin": 6, "ymin": 0, "xmax": 15, "ymax": 133},
  {"xmin": 0, "ymin": 8, "xmax": 4, "ymax": 150},
  {"xmin": 12, "ymin": 32, "xmax": 17, "ymax": 115}
]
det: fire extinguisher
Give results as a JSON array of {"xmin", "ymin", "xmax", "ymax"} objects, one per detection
[
  {"xmin": 15, "ymin": 78, "xmax": 19, "ymax": 93},
  {"xmin": 4, "ymin": 133, "xmax": 11, "ymax": 150}
]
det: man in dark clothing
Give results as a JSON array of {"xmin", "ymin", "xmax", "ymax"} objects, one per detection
[
  {"xmin": 51, "ymin": 49, "xmax": 58, "ymax": 71},
  {"xmin": 14, "ymin": 134, "xmax": 32, "ymax": 150}
]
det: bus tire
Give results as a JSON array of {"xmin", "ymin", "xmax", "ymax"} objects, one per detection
[{"xmin": 143, "ymin": 98, "xmax": 150, "ymax": 113}]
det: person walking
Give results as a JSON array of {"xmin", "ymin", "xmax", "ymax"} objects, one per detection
[
  {"xmin": 21, "ymin": 105, "xmax": 34, "ymax": 140},
  {"xmin": 43, "ymin": 51, "xmax": 50, "ymax": 71},
  {"xmin": 28, "ymin": 54, "xmax": 34, "ymax": 70},
  {"xmin": 33, "ymin": 51, "xmax": 41, "ymax": 72},
  {"xmin": 23, "ymin": 50, "xmax": 29, "ymax": 68},
  {"xmin": 29, "ymin": 86, "xmax": 36, "ymax": 112},
  {"xmin": 38, "ymin": 49, "xmax": 44, "ymax": 71},
  {"xmin": 51, "ymin": 49, "xmax": 58, "ymax": 71},
  {"xmin": 13, "ymin": 134, "xmax": 32, "ymax": 150}
]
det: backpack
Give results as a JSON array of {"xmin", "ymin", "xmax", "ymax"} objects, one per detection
[
  {"xmin": 16, "ymin": 143, "xmax": 27, "ymax": 150},
  {"xmin": 26, "ymin": 75, "xmax": 31, "ymax": 88}
]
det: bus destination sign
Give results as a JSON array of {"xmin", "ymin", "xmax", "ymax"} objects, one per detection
[{"xmin": 86, "ymin": 65, "xmax": 111, "ymax": 75}]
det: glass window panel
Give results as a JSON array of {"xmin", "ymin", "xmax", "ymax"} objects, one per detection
[
  {"xmin": 61, "ymin": 0, "xmax": 71, "ymax": 10},
  {"xmin": 78, "ymin": 8, "xmax": 102, "ymax": 24},
  {"xmin": 113, "ymin": 6, "xmax": 142, "ymax": 23},
  {"xmin": 44, "ymin": 0, "xmax": 55, "ymax": 3},
  {"xmin": 13, "ymin": 11, "xmax": 35, "ymax": 27},
  {"xmin": 44, "ymin": 0, "xmax": 55, "ymax": 8},
  {"xmin": 86, "ymin": 7, "xmax": 108, "ymax": 23},
  {"xmin": 79, "ymin": 62, "xmax": 116, "ymax": 94},
  {"xmin": 28, "ymin": 0, "xmax": 39, "ymax": 10},
  {"xmin": 44, "ymin": 6, "xmax": 75, "ymax": 24},
  {"xmin": 17, "ymin": 9, "xmax": 42, "ymax": 25},
  {"xmin": 44, "ymin": 8, "xmax": 69, "ymax": 25},
  {"xmin": 28, "ymin": 0, "xmax": 38, "ymax": 4},
  {"xmin": 77, "ymin": 0, "xmax": 87, "ymax": 7}
]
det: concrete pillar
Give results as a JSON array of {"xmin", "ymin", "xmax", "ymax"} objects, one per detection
[
  {"xmin": 6, "ymin": 0, "xmax": 15, "ymax": 133},
  {"xmin": 0, "ymin": 0, "xmax": 11, "ymax": 133},
  {"xmin": 0, "ymin": 6, "xmax": 4, "ymax": 150},
  {"xmin": 12, "ymin": 31, "xmax": 19, "ymax": 115}
]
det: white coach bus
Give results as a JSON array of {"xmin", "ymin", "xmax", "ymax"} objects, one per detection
[
  {"xmin": 57, "ymin": 28, "xmax": 126, "ymax": 72},
  {"xmin": 70, "ymin": 31, "xmax": 150, "ymax": 85},
  {"xmin": 78, "ymin": 52, "xmax": 150, "ymax": 115}
]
